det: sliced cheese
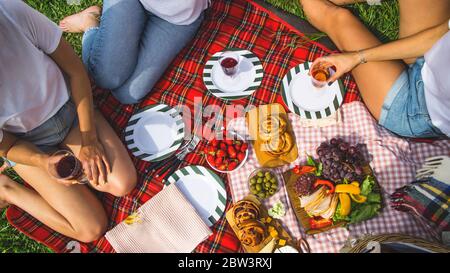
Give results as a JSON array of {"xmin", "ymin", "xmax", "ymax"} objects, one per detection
[
  {"xmin": 307, "ymin": 194, "xmax": 332, "ymax": 216},
  {"xmin": 300, "ymin": 187, "xmax": 326, "ymax": 208},
  {"xmin": 320, "ymin": 194, "xmax": 338, "ymax": 219}
]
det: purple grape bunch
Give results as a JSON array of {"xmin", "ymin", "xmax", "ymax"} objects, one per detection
[{"xmin": 317, "ymin": 138, "xmax": 365, "ymax": 183}]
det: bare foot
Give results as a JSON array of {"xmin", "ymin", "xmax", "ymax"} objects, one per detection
[{"xmin": 59, "ymin": 6, "xmax": 102, "ymax": 33}]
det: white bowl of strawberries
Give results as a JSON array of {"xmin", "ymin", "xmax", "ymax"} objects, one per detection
[{"xmin": 204, "ymin": 132, "xmax": 249, "ymax": 173}]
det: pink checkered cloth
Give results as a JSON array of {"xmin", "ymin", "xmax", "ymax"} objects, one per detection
[{"xmin": 227, "ymin": 101, "xmax": 450, "ymax": 253}]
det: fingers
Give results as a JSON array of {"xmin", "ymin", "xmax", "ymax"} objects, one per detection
[
  {"xmin": 82, "ymin": 161, "xmax": 93, "ymax": 183},
  {"xmin": 310, "ymin": 57, "xmax": 326, "ymax": 75},
  {"xmin": 96, "ymin": 157, "xmax": 108, "ymax": 186},
  {"xmin": 56, "ymin": 178, "xmax": 75, "ymax": 187},
  {"xmin": 102, "ymin": 155, "xmax": 112, "ymax": 175},
  {"xmin": 328, "ymin": 72, "xmax": 341, "ymax": 84},
  {"xmin": 90, "ymin": 160, "xmax": 99, "ymax": 186}
]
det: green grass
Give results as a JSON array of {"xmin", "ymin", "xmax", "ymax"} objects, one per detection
[
  {"xmin": 1, "ymin": 0, "xmax": 399, "ymax": 253},
  {"xmin": 24, "ymin": 0, "xmax": 103, "ymax": 55}
]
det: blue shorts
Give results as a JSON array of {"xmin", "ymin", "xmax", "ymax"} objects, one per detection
[
  {"xmin": 379, "ymin": 58, "xmax": 445, "ymax": 138},
  {"xmin": 1, "ymin": 100, "xmax": 78, "ymax": 167}
]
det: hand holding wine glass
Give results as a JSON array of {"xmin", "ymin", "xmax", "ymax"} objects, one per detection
[
  {"xmin": 310, "ymin": 52, "xmax": 361, "ymax": 84},
  {"xmin": 47, "ymin": 150, "xmax": 89, "ymax": 186}
]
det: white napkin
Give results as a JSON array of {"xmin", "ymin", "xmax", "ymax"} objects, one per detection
[
  {"xmin": 296, "ymin": 110, "xmax": 341, "ymax": 127},
  {"xmin": 105, "ymin": 184, "xmax": 212, "ymax": 253}
]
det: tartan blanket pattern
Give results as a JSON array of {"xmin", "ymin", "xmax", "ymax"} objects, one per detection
[
  {"xmin": 5, "ymin": 0, "xmax": 360, "ymax": 253},
  {"xmin": 391, "ymin": 178, "xmax": 450, "ymax": 233}
]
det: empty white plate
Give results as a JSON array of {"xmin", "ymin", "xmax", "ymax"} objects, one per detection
[
  {"xmin": 166, "ymin": 165, "xmax": 227, "ymax": 227},
  {"xmin": 125, "ymin": 104, "xmax": 185, "ymax": 162}
]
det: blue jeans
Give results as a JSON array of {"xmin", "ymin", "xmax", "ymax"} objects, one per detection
[
  {"xmin": 379, "ymin": 58, "xmax": 445, "ymax": 138},
  {"xmin": 82, "ymin": 0, "xmax": 204, "ymax": 104}
]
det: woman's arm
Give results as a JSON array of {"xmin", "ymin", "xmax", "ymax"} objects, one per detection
[
  {"xmin": 49, "ymin": 38, "xmax": 110, "ymax": 186},
  {"xmin": 360, "ymin": 20, "xmax": 448, "ymax": 63},
  {"xmin": 0, "ymin": 132, "xmax": 48, "ymax": 169},
  {"xmin": 50, "ymin": 38, "xmax": 96, "ymax": 148},
  {"xmin": 312, "ymin": 20, "xmax": 449, "ymax": 82}
]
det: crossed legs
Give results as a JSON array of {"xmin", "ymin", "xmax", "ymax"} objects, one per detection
[{"xmin": 0, "ymin": 111, "xmax": 137, "ymax": 242}]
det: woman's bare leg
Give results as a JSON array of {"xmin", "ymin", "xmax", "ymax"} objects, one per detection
[
  {"xmin": 0, "ymin": 170, "xmax": 108, "ymax": 243},
  {"xmin": 63, "ymin": 111, "xmax": 137, "ymax": 197},
  {"xmin": 398, "ymin": 0, "xmax": 450, "ymax": 63},
  {"xmin": 328, "ymin": 0, "xmax": 368, "ymax": 5},
  {"xmin": 300, "ymin": 0, "xmax": 406, "ymax": 120}
]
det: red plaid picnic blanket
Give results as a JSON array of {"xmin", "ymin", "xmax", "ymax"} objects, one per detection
[{"xmin": 5, "ymin": 0, "xmax": 361, "ymax": 253}]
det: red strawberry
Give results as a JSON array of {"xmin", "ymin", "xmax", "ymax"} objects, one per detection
[
  {"xmin": 206, "ymin": 155, "xmax": 216, "ymax": 165},
  {"xmin": 203, "ymin": 147, "xmax": 209, "ymax": 154},
  {"xmin": 214, "ymin": 156, "xmax": 223, "ymax": 166},
  {"xmin": 207, "ymin": 146, "xmax": 216, "ymax": 156},
  {"xmin": 225, "ymin": 139, "xmax": 233, "ymax": 146},
  {"xmin": 223, "ymin": 159, "xmax": 230, "ymax": 166},
  {"xmin": 237, "ymin": 152, "xmax": 246, "ymax": 162},
  {"xmin": 210, "ymin": 139, "xmax": 219, "ymax": 147},
  {"xmin": 240, "ymin": 143, "xmax": 248, "ymax": 153},
  {"xmin": 234, "ymin": 143, "xmax": 242, "ymax": 151},
  {"xmin": 228, "ymin": 161, "xmax": 238, "ymax": 171},
  {"xmin": 220, "ymin": 142, "xmax": 227, "ymax": 150},
  {"xmin": 228, "ymin": 146, "xmax": 237, "ymax": 159},
  {"xmin": 217, "ymin": 164, "xmax": 227, "ymax": 171},
  {"xmin": 216, "ymin": 149, "xmax": 227, "ymax": 158}
]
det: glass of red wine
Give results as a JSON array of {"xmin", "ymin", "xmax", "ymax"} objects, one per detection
[
  {"xmin": 47, "ymin": 150, "xmax": 89, "ymax": 185},
  {"xmin": 220, "ymin": 52, "xmax": 240, "ymax": 77}
]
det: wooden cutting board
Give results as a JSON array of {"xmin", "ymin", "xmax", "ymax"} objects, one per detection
[
  {"xmin": 225, "ymin": 195, "xmax": 297, "ymax": 253},
  {"xmin": 283, "ymin": 163, "xmax": 381, "ymax": 234},
  {"xmin": 283, "ymin": 170, "xmax": 346, "ymax": 235}
]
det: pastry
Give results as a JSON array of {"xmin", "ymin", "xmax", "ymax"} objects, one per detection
[
  {"xmin": 233, "ymin": 200, "xmax": 260, "ymax": 228},
  {"xmin": 259, "ymin": 116, "xmax": 287, "ymax": 141},
  {"xmin": 238, "ymin": 220, "xmax": 267, "ymax": 247},
  {"xmin": 263, "ymin": 132, "xmax": 295, "ymax": 156}
]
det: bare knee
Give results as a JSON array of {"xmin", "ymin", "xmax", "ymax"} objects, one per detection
[
  {"xmin": 74, "ymin": 218, "xmax": 108, "ymax": 243},
  {"xmin": 300, "ymin": 0, "xmax": 353, "ymax": 33},
  {"xmin": 106, "ymin": 168, "xmax": 137, "ymax": 197},
  {"xmin": 328, "ymin": 0, "xmax": 358, "ymax": 5}
]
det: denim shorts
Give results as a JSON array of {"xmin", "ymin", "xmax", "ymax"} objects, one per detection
[
  {"xmin": 379, "ymin": 58, "xmax": 445, "ymax": 138},
  {"xmin": 1, "ymin": 100, "xmax": 78, "ymax": 167}
]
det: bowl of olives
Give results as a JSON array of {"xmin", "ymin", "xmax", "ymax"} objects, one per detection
[{"xmin": 248, "ymin": 168, "xmax": 279, "ymax": 199}]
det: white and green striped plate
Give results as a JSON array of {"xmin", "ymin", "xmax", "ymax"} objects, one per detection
[
  {"xmin": 281, "ymin": 62, "xmax": 346, "ymax": 119},
  {"xmin": 203, "ymin": 48, "xmax": 263, "ymax": 100},
  {"xmin": 125, "ymin": 104, "xmax": 185, "ymax": 162},
  {"xmin": 165, "ymin": 165, "xmax": 227, "ymax": 227}
]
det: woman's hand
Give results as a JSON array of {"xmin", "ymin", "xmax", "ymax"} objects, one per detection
[
  {"xmin": 78, "ymin": 141, "xmax": 111, "ymax": 186},
  {"xmin": 38, "ymin": 154, "xmax": 79, "ymax": 186},
  {"xmin": 311, "ymin": 52, "xmax": 361, "ymax": 83}
]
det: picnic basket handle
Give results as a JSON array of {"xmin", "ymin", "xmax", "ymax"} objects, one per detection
[{"xmin": 296, "ymin": 238, "xmax": 311, "ymax": 253}]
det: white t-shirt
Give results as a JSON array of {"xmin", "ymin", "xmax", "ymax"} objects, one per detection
[
  {"xmin": 422, "ymin": 20, "xmax": 450, "ymax": 137},
  {"xmin": 140, "ymin": 0, "xmax": 209, "ymax": 25},
  {"xmin": 0, "ymin": 0, "xmax": 69, "ymax": 142}
]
